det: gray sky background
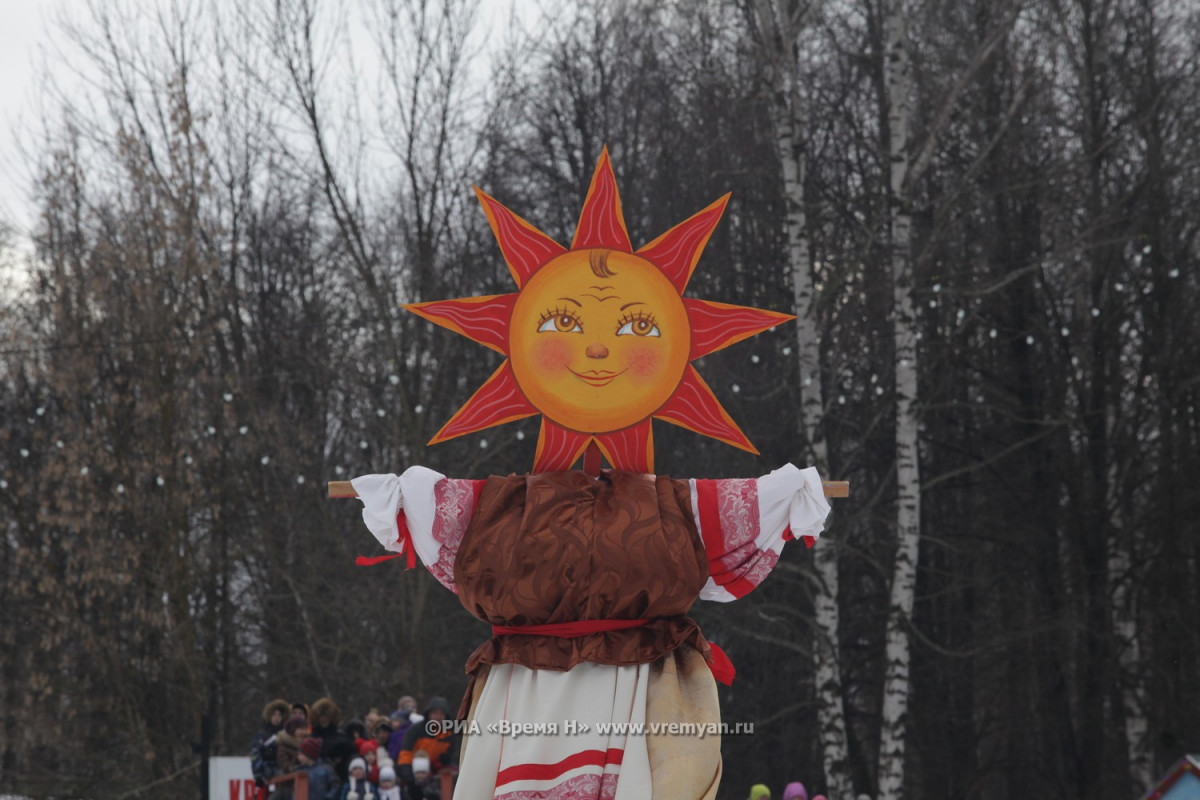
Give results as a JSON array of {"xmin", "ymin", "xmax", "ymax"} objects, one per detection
[
  {"xmin": 0, "ymin": 0, "xmax": 62, "ymax": 251},
  {"xmin": 0, "ymin": 0, "xmax": 534, "ymax": 268}
]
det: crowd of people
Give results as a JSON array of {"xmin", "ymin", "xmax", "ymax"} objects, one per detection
[
  {"xmin": 747, "ymin": 782, "xmax": 874, "ymax": 800},
  {"xmin": 249, "ymin": 694, "xmax": 459, "ymax": 800},
  {"xmin": 250, "ymin": 694, "xmax": 878, "ymax": 800}
]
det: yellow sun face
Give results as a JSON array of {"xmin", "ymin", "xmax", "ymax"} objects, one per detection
[
  {"xmin": 405, "ymin": 147, "xmax": 794, "ymax": 472},
  {"xmin": 509, "ymin": 249, "xmax": 692, "ymax": 433}
]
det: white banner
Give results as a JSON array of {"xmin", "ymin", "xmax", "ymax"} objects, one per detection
[{"xmin": 208, "ymin": 756, "xmax": 256, "ymax": 800}]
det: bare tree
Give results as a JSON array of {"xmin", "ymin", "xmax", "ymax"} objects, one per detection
[{"xmin": 747, "ymin": 0, "xmax": 854, "ymax": 795}]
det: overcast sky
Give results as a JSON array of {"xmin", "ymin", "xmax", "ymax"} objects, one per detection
[
  {"xmin": 0, "ymin": 0, "xmax": 534, "ymax": 266},
  {"xmin": 0, "ymin": 0, "xmax": 61, "ymax": 248}
]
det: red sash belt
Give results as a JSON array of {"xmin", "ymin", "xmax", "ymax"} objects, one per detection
[
  {"xmin": 491, "ymin": 619, "xmax": 736, "ymax": 685},
  {"xmin": 492, "ymin": 619, "xmax": 646, "ymax": 637}
]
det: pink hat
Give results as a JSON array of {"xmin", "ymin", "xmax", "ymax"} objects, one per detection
[{"xmin": 783, "ymin": 783, "xmax": 808, "ymax": 800}]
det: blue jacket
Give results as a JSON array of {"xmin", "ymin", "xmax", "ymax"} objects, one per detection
[{"xmin": 301, "ymin": 761, "xmax": 341, "ymax": 800}]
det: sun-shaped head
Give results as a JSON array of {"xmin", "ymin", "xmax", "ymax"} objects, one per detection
[
  {"xmin": 509, "ymin": 248, "xmax": 691, "ymax": 433},
  {"xmin": 405, "ymin": 147, "xmax": 794, "ymax": 473}
]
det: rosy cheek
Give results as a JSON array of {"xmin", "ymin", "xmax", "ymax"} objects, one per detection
[
  {"xmin": 626, "ymin": 343, "xmax": 663, "ymax": 378},
  {"xmin": 534, "ymin": 338, "xmax": 573, "ymax": 371}
]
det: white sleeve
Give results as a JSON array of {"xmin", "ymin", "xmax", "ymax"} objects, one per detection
[
  {"xmin": 395, "ymin": 466, "xmax": 450, "ymax": 570},
  {"xmin": 788, "ymin": 466, "xmax": 831, "ymax": 544},
  {"xmin": 694, "ymin": 463, "xmax": 831, "ymax": 602},
  {"xmin": 350, "ymin": 465, "xmax": 448, "ymax": 570},
  {"xmin": 351, "ymin": 472, "xmax": 410, "ymax": 553}
]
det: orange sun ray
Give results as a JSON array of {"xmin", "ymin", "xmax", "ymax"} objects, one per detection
[
  {"xmin": 595, "ymin": 422, "xmax": 654, "ymax": 473},
  {"xmin": 534, "ymin": 420, "xmax": 592, "ymax": 472},
  {"xmin": 571, "ymin": 146, "xmax": 632, "ymax": 252},
  {"xmin": 405, "ymin": 294, "xmax": 519, "ymax": 355},
  {"xmin": 636, "ymin": 194, "xmax": 730, "ymax": 293},
  {"xmin": 474, "ymin": 188, "xmax": 567, "ymax": 287},
  {"xmin": 684, "ymin": 299, "xmax": 796, "ymax": 360},
  {"xmin": 428, "ymin": 361, "xmax": 537, "ymax": 445},
  {"xmin": 653, "ymin": 366, "xmax": 758, "ymax": 454},
  {"xmin": 413, "ymin": 147, "xmax": 791, "ymax": 471}
]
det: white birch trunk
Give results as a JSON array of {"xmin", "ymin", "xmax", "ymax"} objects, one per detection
[
  {"xmin": 1110, "ymin": 542, "xmax": 1152, "ymax": 790},
  {"xmin": 1106, "ymin": 462, "xmax": 1152, "ymax": 791},
  {"xmin": 774, "ymin": 77, "xmax": 855, "ymax": 800},
  {"xmin": 750, "ymin": 2, "xmax": 853, "ymax": 794},
  {"xmin": 877, "ymin": 0, "xmax": 919, "ymax": 797}
]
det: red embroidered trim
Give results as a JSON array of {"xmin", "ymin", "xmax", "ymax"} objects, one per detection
[
  {"xmin": 695, "ymin": 480, "xmax": 757, "ymax": 598},
  {"xmin": 495, "ymin": 748, "xmax": 623, "ymax": 786}
]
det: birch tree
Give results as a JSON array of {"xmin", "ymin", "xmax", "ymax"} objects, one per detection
[
  {"xmin": 875, "ymin": 0, "xmax": 918, "ymax": 793},
  {"xmin": 747, "ymin": 1, "xmax": 853, "ymax": 795},
  {"xmin": 874, "ymin": 0, "xmax": 1019, "ymax": 794},
  {"xmin": 8, "ymin": 0, "xmax": 1200, "ymax": 795}
]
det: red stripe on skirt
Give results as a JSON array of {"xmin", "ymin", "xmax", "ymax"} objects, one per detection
[{"xmin": 495, "ymin": 748, "xmax": 624, "ymax": 786}]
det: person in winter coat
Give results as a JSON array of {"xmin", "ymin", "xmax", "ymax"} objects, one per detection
[
  {"xmin": 370, "ymin": 718, "xmax": 394, "ymax": 772},
  {"xmin": 376, "ymin": 766, "xmax": 401, "ymax": 800},
  {"xmin": 339, "ymin": 756, "xmax": 376, "ymax": 799},
  {"xmin": 345, "ymin": 719, "xmax": 369, "ymax": 747},
  {"xmin": 365, "ymin": 709, "xmax": 390, "ymax": 745},
  {"xmin": 251, "ymin": 698, "xmax": 291, "ymax": 792},
  {"xmin": 386, "ymin": 696, "xmax": 419, "ymax": 762},
  {"xmin": 297, "ymin": 737, "xmax": 341, "ymax": 800},
  {"xmin": 396, "ymin": 696, "xmax": 458, "ymax": 792},
  {"xmin": 357, "ymin": 739, "xmax": 381, "ymax": 784},
  {"xmin": 311, "ymin": 697, "xmax": 357, "ymax": 784},
  {"xmin": 408, "ymin": 753, "xmax": 442, "ymax": 800},
  {"xmin": 275, "ymin": 714, "xmax": 309, "ymax": 778}
]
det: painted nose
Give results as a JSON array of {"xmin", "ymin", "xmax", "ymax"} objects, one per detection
[{"xmin": 586, "ymin": 342, "xmax": 609, "ymax": 359}]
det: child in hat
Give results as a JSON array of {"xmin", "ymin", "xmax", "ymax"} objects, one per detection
[
  {"xmin": 297, "ymin": 738, "xmax": 339, "ymax": 800},
  {"xmin": 357, "ymin": 738, "xmax": 381, "ymax": 784},
  {"xmin": 410, "ymin": 752, "xmax": 441, "ymax": 799},
  {"xmin": 340, "ymin": 756, "xmax": 376, "ymax": 799},
  {"xmin": 376, "ymin": 766, "xmax": 400, "ymax": 800}
]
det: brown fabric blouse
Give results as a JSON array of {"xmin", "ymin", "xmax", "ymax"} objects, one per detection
[{"xmin": 454, "ymin": 470, "xmax": 714, "ymax": 678}]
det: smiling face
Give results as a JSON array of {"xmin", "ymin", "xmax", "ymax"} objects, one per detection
[
  {"xmin": 509, "ymin": 249, "xmax": 691, "ymax": 433},
  {"xmin": 407, "ymin": 151, "xmax": 791, "ymax": 471}
]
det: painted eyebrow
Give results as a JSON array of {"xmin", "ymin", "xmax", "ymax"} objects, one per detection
[
  {"xmin": 620, "ymin": 301, "xmax": 645, "ymax": 310},
  {"xmin": 558, "ymin": 297, "xmax": 582, "ymax": 306}
]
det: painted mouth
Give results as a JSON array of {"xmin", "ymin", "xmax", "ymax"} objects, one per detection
[{"xmin": 568, "ymin": 367, "xmax": 627, "ymax": 387}]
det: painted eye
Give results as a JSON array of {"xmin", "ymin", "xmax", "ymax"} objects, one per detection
[
  {"xmin": 538, "ymin": 313, "xmax": 583, "ymax": 333},
  {"xmin": 616, "ymin": 317, "xmax": 660, "ymax": 337}
]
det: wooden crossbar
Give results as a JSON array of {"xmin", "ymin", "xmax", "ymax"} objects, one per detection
[{"xmin": 328, "ymin": 479, "xmax": 850, "ymax": 498}]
